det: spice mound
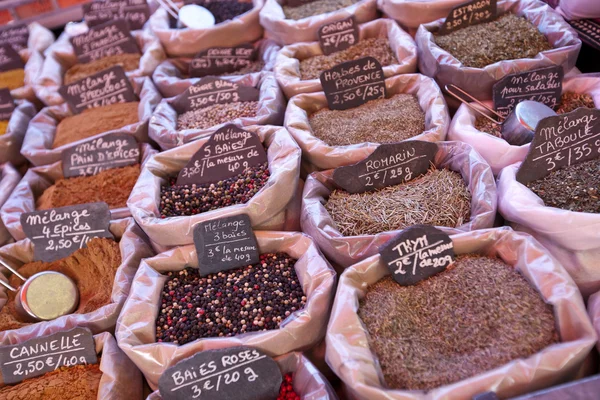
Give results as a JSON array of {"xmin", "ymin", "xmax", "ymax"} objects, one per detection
[
  {"xmin": 192, "ymin": 0, "xmax": 254, "ymax": 23},
  {"xmin": 0, "ymin": 364, "xmax": 102, "ymax": 400},
  {"xmin": 526, "ymin": 158, "xmax": 600, "ymax": 213},
  {"xmin": 326, "ymin": 168, "xmax": 471, "ymax": 236},
  {"xmin": 160, "ymin": 162, "xmax": 269, "ymax": 217},
  {"xmin": 64, "ymin": 54, "xmax": 141, "ymax": 84},
  {"xmin": 0, "ymin": 238, "xmax": 121, "ymax": 332},
  {"xmin": 0, "ymin": 68, "xmax": 25, "ymax": 90},
  {"xmin": 177, "ymin": 101, "xmax": 259, "ymax": 130},
  {"xmin": 53, "ymin": 102, "xmax": 140, "ymax": 148},
  {"xmin": 309, "ymin": 94, "xmax": 425, "ymax": 146},
  {"xmin": 358, "ymin": 255, "xmax": 559, "ymax": 391},
  {"xmin": 0, "ymin": 119, "xmax": 8, "ymax": 135},
  {"xmin": 278, "ymin": 374, "xmax": 300, "ymax": 400},
  {"xmin": 37, "ymin": 164, "xmax": 140, "ymax": 210},
  {"xmin": 434, "ymin": 13, "xmax": 553, "ymax": 69},
  {"xmin": 299, "ymin": 38, "xmax": 398, "ymax": 80},
  {"xmin": 283, "ymin": 0, "xmax": 359, "ymax": 20},
  {"xmin": 155, "ymin": 253, "xmax": 306, "ymax": 345}
]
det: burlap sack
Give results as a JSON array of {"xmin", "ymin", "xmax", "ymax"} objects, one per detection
[
  {"xmin": 416, "ymin": 0, "xmax": 582, "ymax": 101},
  {"xmin": 149, "ymin": 72, "xmax": 285, "ymax": 149},
  {"xmin": 284, "ymin": 73, "xmax": 450, "ymax": 170},
  {"xmin": 0, "ymin": 144, "xmax": 156, "ymax": 241},
  {"xmin": 146, "ymin": 352, "xmax": 338, "ymax": 399},
  {"xmin": 259, "ymin": 0, "xmax": 378, "ymax": 45},
  {"xmin": 274, "ymin": 19, "xmax": 417, "ymax": 98},
  {"xmin": 498, "ymin": 162, "xmax": 600, "ymax": 299},
  {"xmin": 0, "ymin": 217, "xmax": 154, "ymax": 339},
  {"xmin": 301, "ymin": 140, "xmax": 497, "ymax": 269},
  {"xmin": 116, "ymin": 231, "xmax": 336, "ymax": 389},
  {"xmin": 152, "ymin": 39, "xmax": 280, "ymax": 98},
  {"xmin": 0, "ymin": 331, "xmax": 142, "ymax": 399},
  {"xmin": 326, "ymin": 227, "xmax": 597, "ymax": 399},
  {"xmin": 0, "ymin": 164, "xmax": 20, "ymax": 246},
  {"xmin": 378, "ymin": 0, "xmax": 467, "ymax": 32},
  {"xmin": 448, "ymin": 74, "xmax": 600, "ymax": 176},
  {"xmin": 558, "ymin": 0, "xmax": 600, "ymax": 20},
  {"xmin": 21, "ymin": 77, "xmax": 161, "ymax": 167},
  {"xmin": 130, "ymin": 125, "xmax": 301, "ymax": 248},
  {"xmin": 34, "ymin": 21, "xmax": 165, "ymax": 106},
  {"xmin": 0, "ymin": 100, "xmax": 36, "ymax": 167}
]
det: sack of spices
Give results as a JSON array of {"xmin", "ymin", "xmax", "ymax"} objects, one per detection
[
  {"xmin": 326, "ymin": 227, "xmax": 597, "ymax": 399},
  {"xmin": 0, "ymin": 163, "xmax": 20, "ymax": 246},
  {"xmin": 116, "ymin": 231, "xmax": 336, "ymax": 389},
  {"xmin": 0, "ymin": 99, "xmax": 37, "ymax": 167},
  {"xmin": 259, "ymin": 0, "xmax": 377, "ymax": 45},
  {"xmin": 274, "ymin": 19, "xmax": 417, "ymax": 99},
  {"xmin": 152, "ymin": 39, "xmax": 280, "ymax": 98},
  {"xmin": 34, "ymin": 21, "xmax": 165, "ymax": 106},
  {"xmin": 21, "ymin": 77, "xmax": 162, "ymax": 167},
  {"xmin": 285, "ymin": 73, "xmax": 450, "ymax": 171},
  {"xmin": 378, "ymin": 0, "xmax": 468, "ymax": 34},
  {"xmin": 301, "ymin": 140, "xmax": 497, "ymax": 269},
  {"xmin": 146, "ymin": 352, "xmax": 337, "ymax": 399},
  {"xmin": 416, "ymin": 0, "xmax": 581, "ymax": 101},
  {"xmin": 0, "ymin": 144, "xmax": 156, "ymax": 241},
  {"xmin": 0, "ymin": 331, "xmax": 142, "ymax": 399},
  {"xmin": 129, "ymin": 125, "xmax": 300, "ymax": 248},
  {"xmin": 149, "ymin": 72, "xmax": 285, "ymax": 150}
]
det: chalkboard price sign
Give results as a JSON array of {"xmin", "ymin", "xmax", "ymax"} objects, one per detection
[
  {"xmin": 21, "ymin": 202, "xmax": 114, "ymax": 262},
  {"xmin": 0, "ymin": 43, "xmax": 24, "ymax": 72},
  {"xmin": 318, "ymin": 16, "xmax": 360, "ymax": 56},
  {"xmin": 194, "ymin": 214, "xmax": 260, "ymax": 275},
  {"xmin": 84, "ymin": 0, "xmax": 150, "ymax": 31},
  {"xmin": 189, "ymin": 44, "xmax": 258, "ymax": 78},
  {"xmin": 333, "ymin": 141, "xmax": 437, "ymax": 194},
  {"xmin": 0, "ymin": 328, "xmax": 98, "ymax": 385},
  {"xmin": 0, "ymin": 23, "xmax": 29, "ymax": 52},
  {"xmin": 70, "ymin": 20, "xmax": 140, "ymax": 64},
  {"xmin": 493, "ymin": 66, "xmax": 563, "ymax": 118},
  {"xmin": 158, "ymin": 346, "xmax": 282, "ymax": 400},
  {"xmin": 380, "ymin": 225, "xmax": 455, "ymax": 286},
  {"xmin": 176, "ymin": 125, "xmax": 267, "ymax": 186},
  {"xmin": 516, "ymin": 108, "xmax": 600, "ymax": 184},
  {"xmin": 0, "ymin": 88, "xmax": 15, "ymax": 120},
  {"xmin": 320, "ymin": 56, "xmax": 386, "ymax": 111},
  {"xmin": 439, "ymin": 0, "xmax": 497, "ymax": 35},
  {"xmin": 58, "ymin": 65, "xmax": 137, "ymax": 114}
]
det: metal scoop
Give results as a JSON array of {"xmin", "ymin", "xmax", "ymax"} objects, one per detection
[
  {"xmin": 445, "ymin": 84, "xmax": 557, "ymax": 146},
  {"xmin": 0, "ymin": 259, "xmax": 79, "ymax": 322},
  {"xmin": 155, "ymin": 0, "xmax": 215, "ymax": 29}
]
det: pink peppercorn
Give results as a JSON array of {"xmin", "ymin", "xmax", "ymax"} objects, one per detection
[{"xmin": 277, "ymin": 374, "xmax": 299, "ymax": 400}]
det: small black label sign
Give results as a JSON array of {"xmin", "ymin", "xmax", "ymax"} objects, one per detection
[
  {"xmin": 176, "ymin": 125, "xmax": 267, "ymax": 186},
  {"xmin": 158, "ymin": 346, "xmax": 282, "ymax": 400},
  {"xmin": 194, "ymin": 214, "xmax": 260, "ymax": 275},
  {"xmin": 84, "ymin": 0, "xmax": 150, "ymax": 31},
  {"xmin": 62, "ymin": 133, "xmax": 140, "ymax": 178},
  {"xmin": 189, "ymin": 44, "xmax": 258, "ymax": 78},
  {"xmin": 516, "ymin": 108, "xmax": 600, "ymax": 184},
  {"xmin": 21, "ymin": 202, "xmax": 114, "ymax": 263},
  {"xmin": 333, "ymin": 141, "xmax": 437, "ymax": 194},
  {"xmin": 71, "ymin": 19, "xmax": 140, "ymax": 64},
  {"xmin": 0, "ymin": 88, "xmax": 15, "ymax": 120},
  {"xmin": 58, "ymin": 65, "xmax": 137, "ymax": 114},
  {"xmin": 171, "ymin": 77, "xmax": 260, "ymax": 114},
  {"xmin": 493, "ymin": 66, "xmax": 563, "ymax": 118},
  {"xmin": 0, "ymin": 328, "xmax": 98, "ymax": 385},
  {"xmin": 0, "ymin": 23, "xmax": 29, "ymax": 52},
  {"xmin": 380, "ymin": 225, "xmax": 455, "ymax": 286},
  {"xmin": 318, "ymin": 16, "xmax": 360, "ymax": 56},
  {"xmin": 439, "ymin": 0, "xmax": 497, "ymax": 35},
  {"xmin": 0, "ymin": 43, "xmax": 24, "ymax": 72},
  {"xmin": 320, "ymin": 56, "xmax": 386, "ymax": 111}
]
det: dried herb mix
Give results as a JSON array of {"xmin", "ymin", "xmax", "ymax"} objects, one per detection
[
  {"xmin": 299, "ymin": 38, "xmax": 397, "ymax": 80},
  {"xmin": 155, "ymin": 253, "xmax": 306, "ymax": 345},
  {"xmin": 434, "ymin": 13, "xmax": 553, "ymax": 69},
  {"xmin": 282, "ymin": 0, "xmax": 359, "ymax": 20},
  {"xmin": 358, "ymin": 255, "xmax": 558, "ymax": 391},
  {"xmin": 176, "ymin": 101, "xmax": 259, "ymax": 130},
  {"xmin": 325, "ymin": 168, "xmax": 471, "ymax": 236},
  {"xmin": 309, "ymin": 94, "xmax": 425, "ymax": 146}
]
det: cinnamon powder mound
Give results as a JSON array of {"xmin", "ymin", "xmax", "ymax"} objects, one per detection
[
  {"xmin": 0, "ymin": 364, "xmax": 102, "ymax": 399},
  {"xmin": 0, "ymin": 68, "xmax": 25, "ymax": 90},
  {"xmin": 0, "ymin": 238, "xmax": 121, "ymax": 332},
  {"xmin": 64, "ymin": 53, "xmax": 141, "ymax": 84},
  {"xmin": 36, "ymin": 164, "xmax": 140, "ymax": 210},
  {"xmin": 53, "ymin": 102, "xmax": 140, "ymax": 148}
]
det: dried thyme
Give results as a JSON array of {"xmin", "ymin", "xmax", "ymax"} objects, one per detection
[{"xmin": 282, "ymin": 0, "xmax": 359, "ymax": 20}]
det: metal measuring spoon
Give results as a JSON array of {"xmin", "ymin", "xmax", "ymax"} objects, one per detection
[{"xmin": 177, "ymin": 4, "xmax": 215, "ymax": 29}]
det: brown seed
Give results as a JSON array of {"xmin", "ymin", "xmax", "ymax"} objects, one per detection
[{"xmin": 177, "ymin": 101, "xmax": 259, "ymax": 130}]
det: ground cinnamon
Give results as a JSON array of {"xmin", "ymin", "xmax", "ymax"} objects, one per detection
[
  {"xmin": 53, "ymin": 102, "xmax": 139, "ymax": 148},
  {"xmin": 64, "ymin": 53, "xmax": 141, "ymax": 84},
  {"xmin": 36, "ymin": 164, "xmax": 140, "ymax": 210},
  {"xmin": 0, "ymin": 120, "xmax": 8, "ymax": 135},
  {"xmin": 0, "ymin": 68, "xmax": 24, "ymax": 90}
]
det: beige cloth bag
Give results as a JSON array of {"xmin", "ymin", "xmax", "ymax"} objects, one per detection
[
  {"xmin": 285, "ymin": 73, "xmax": 450, "ymax": 170},
  {"xmin": 326, "ymin": 227, "xmax": 597, "ymax": 399},
  {"xmin": 0, "ymin": 100, "xmax": 36, "ymax": 167},
  {"xmin": 116, "ymin": 231, "xmax": 336, "ymax": 389},
  {"xmin": 378, "ymin": 0, "xmax": 467, "ymax": 32},
  {"xmin": 0, "ymin": 164, "xmax": 20, "ymax": 246}
]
